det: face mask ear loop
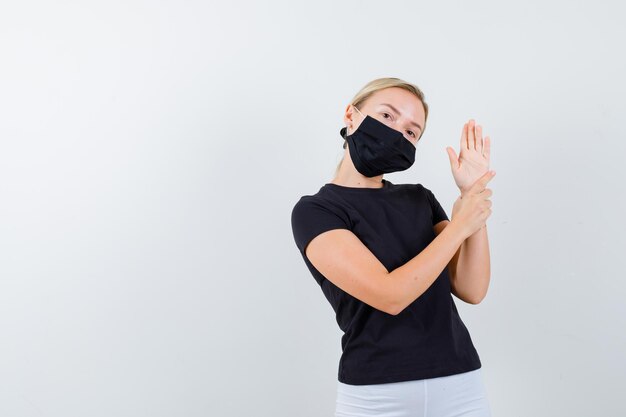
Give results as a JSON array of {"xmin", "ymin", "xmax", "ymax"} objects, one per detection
[{"xmin": 347, "ymin": 105, "xmax": 365, "ymax": 136}]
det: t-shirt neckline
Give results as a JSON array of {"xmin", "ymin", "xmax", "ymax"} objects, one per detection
[{"xmin": 323, "ymin": 178, "xmax": 393, "ymax": 192}]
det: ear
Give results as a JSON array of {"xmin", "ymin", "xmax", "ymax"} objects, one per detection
[{"xmin": 343, "ymin": 103, "xmax": 355, "ymax": 129}]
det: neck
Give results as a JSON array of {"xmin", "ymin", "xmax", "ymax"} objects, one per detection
[{"xmin": 331, "ymin": 151, "xmax": 384, "ymax": 188}]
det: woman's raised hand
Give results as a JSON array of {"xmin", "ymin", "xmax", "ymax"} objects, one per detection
[
  {"xmin": 446, "ymin": 119, "xmax": 491, "ymax": 195},
  {"xmin": 450, "ymin": 170, "xmax": 495, "ymax": 239}
]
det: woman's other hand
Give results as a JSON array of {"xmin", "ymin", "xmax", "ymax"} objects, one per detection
[
  {"xmin": 450, "ymin": 170, "xmax": 495, "ymax": 239},
  {"xmin": 446, "ymin": 119, "xmax": 491, "ymax": 195}
]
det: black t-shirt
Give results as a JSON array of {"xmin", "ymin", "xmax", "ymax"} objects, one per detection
[{"xmin": 290, "ymin": 178, "xmax": 482, "ymax": 385}]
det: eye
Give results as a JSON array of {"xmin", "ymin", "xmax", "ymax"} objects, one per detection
[
  {"xmin": 382, "ymin": 112, "xmax": 392, "ymax": 119},
  {"xmin": 407, "ymin": 130, "xmax": 416, "ymax": 138}
]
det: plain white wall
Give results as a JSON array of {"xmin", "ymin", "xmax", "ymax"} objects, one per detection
[{"xmin": 1, "ymin": 0, "xmax": 624, "ymax": 416}]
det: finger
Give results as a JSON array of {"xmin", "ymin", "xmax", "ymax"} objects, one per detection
[
  {"xmin": 460, "ymin": 122, "xmax": 468, "ymax": 150},
  {"xmin": 478, "ymin": 188, "xmax": 493, "ymax": 196},
  {"xmin": 475, "ymin": 124, "xmax": 483, "ymax": 152},
  {"xmin": 471, "ymin": 170, "xmax": 496, "ymax": 192},
  {"xmin": 446, "ymin": 147, "xmax": 459, "ymax": 170},
  {"xmin": 468, "ymin": 119, "xmax": 475, "ymax": 150},
  {"xmin": 483, "ymin": 136, "xmax": 491, "ymax": 160}
]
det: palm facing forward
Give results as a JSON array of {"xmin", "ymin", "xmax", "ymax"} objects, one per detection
[{"xmin": 446, "ymin": 119, "xmax": 491, "ymax": 194}]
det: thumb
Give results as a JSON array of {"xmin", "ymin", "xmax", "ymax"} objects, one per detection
[
  {"xmin": 446, "ymin": 147, "xmax": 459, "ymax": 170},
  {"xmin": 470, "ymin": 170, "xmax": 496, "ymax": 193}
]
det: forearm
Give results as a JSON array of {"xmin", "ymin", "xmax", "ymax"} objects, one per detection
[
  {"xmin": 388, "ymin": 221, "xmax": 467, "ymax": 315},
  {"xmin": 452, "ymin": 224, "xmax": 491, "ymax": 304}
]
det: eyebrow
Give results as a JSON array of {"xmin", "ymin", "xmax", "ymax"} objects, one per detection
[{"xmin": 378, "ymin": 103, "xmax": 423, "ymax": 131}]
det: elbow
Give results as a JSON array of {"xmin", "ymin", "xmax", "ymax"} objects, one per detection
[
  {"xmin": 466, "ymin": 296, "xmax": 482, "ymax": 305},
  {"xmin": 453, "ymin": 288, "xmax": 484, "ymax": 305},
  {"xmin": 378, "ymin": 271, "xmax": 403, "ymax": 316},
  {"xmin": 466, "ymin": 291, "xmax": 487, "ymax": 305},
  {"xmin": 451, "ymin": 275, "xmax": 489, "ymax": 305},
  {"xmin": 379, "ymin": 293, "xmax": 403, "ymax": 316},
  {"xmin": 378, "ymin": 296, "xmax": 400, "ymax": 316},
  {"xmin": 387, "ymin": 305, "xmax": 401, "ymax": 316},
  {"xmin": 386, "ymin": 299, "xmax": 406, "ymax": 316},
  {"xmin": 387, "ymin": 304, "xmax": 400, "ymax": 316}
]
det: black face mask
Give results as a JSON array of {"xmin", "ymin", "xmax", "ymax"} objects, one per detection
[{"xmin": 340, "ymin": 108, "xmax": 416, "ymax": 178}]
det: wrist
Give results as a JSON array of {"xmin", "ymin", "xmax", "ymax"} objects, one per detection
[{"xmin": 446, "ymin": 218, "xmax": 470, "ymax": 243}]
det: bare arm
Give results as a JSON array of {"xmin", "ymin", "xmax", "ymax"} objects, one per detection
[
  {"xmin": 305, "ymin": 220, "xmax": 467, "ymax": 316},
  {"xmin": 434, "ymin": 220, "xmax": 491, "ymax": 304},
  {"xmin": 305, "ymin": 172, "xmax": 494, "ymax": 316}
]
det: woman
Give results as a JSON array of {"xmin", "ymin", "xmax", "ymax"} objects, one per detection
[{"xmin": 290, "ymin": 77, "xmax": 495, "ymax": 417}]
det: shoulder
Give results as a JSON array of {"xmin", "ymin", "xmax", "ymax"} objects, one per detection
[
  {"xmin": 290, "ymin": 194, "xmax": 352, "ymax": 254},
  {"xmin": 398, "ymin": 182, "xmax": 428, "ymax": 194},
  {"xmin": 291, "ymin": 193, "xmax": 330, "ymax": 214},
  {"xmin": 291, "ymin": 193, "xmax": 349, "ymax": 224},
  {"xmin": 414, "ymin": 182, "xmax": 431, "ymax": 195},
  {"xmin": 395, "ymin": 182, "xmax": 430, "ymax": 201},
  {"xmin": 416, "ymin": 183, "xmax": 440, "ymax": 202}
]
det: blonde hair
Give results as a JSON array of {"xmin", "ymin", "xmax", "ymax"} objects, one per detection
[{"xmin": 335, "ymin": 77, "xmax": 429, "ymax": 176}]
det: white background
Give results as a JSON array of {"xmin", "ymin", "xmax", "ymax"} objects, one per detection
[{"xmin": 1, "ymin": 1, "xmax": 624, "ymax": 416}]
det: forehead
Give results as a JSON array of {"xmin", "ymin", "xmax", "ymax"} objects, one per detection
[{"xmin": 365, "ymin": 87, "xmax": 426, "ymax": 123}]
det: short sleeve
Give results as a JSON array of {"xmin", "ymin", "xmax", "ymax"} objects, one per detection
[
  {"xmin": 291, "ymin": 197, "xmax": 351, "ymax": 255},
  {"xmin": 424, "ymin": 187, "xmax": 449, "ymax": 225}
]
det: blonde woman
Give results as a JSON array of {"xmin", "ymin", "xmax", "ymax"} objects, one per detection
[{"xmin": 291, "ymin": 77, "xmax": 495, "ymax": 416}]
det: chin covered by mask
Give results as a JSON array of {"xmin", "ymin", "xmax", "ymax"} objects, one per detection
[{"xmin": 340, "ymin": 107, "xmax": 416, "ymax": 178}]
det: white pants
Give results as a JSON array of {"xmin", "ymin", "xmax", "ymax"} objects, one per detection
[{"xmin": 335, "ymin": 368, "xmax": 491, "ymax": 417}]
